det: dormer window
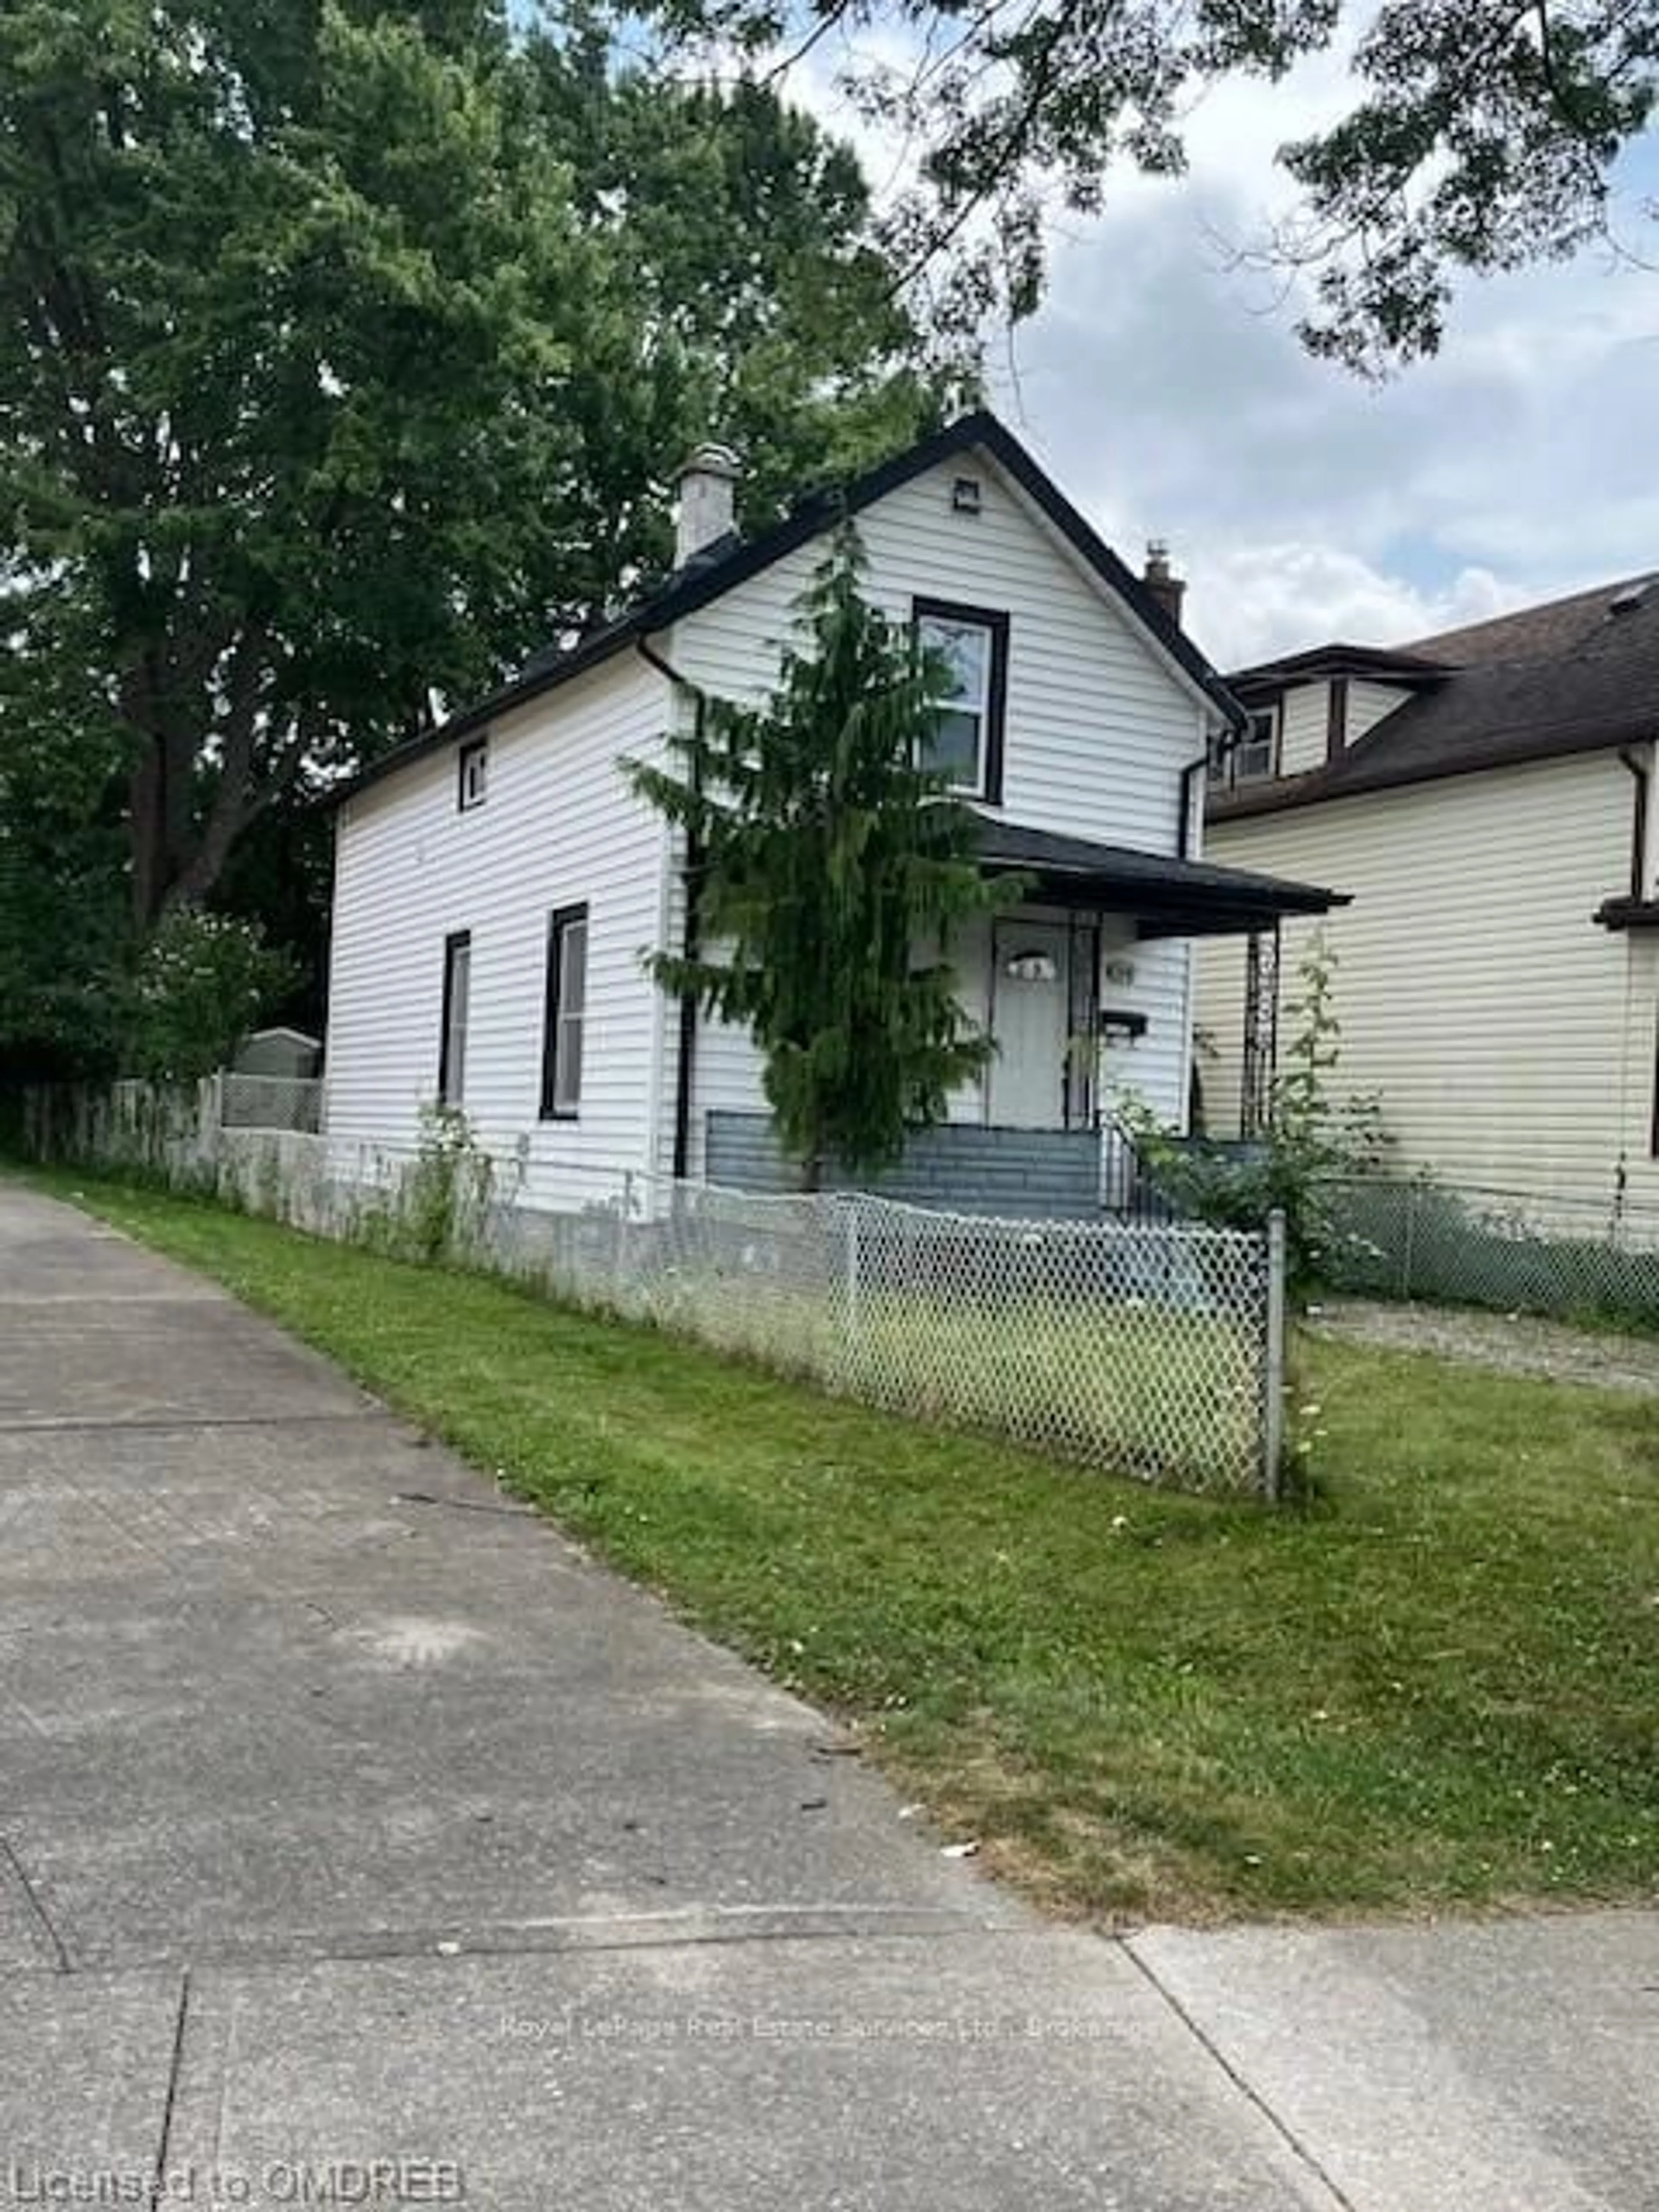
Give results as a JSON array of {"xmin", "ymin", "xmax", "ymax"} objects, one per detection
[
  {"xmin": 458, "ymin": 735, "xmax": 489, "ymax": 811},
  {"xmin": 914, "ymin": 598, "xmax": 1008, "ymax": 803},
  {"xmin": 1235, "ymin": 708, "xmax": 1278, "ymax": 782}
]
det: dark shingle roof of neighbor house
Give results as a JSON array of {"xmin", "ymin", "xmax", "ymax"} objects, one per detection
[
  {"xmin": 1213, "ymin": 571, "xmax": 1659, "ymax": 820},
  {"xmin": 334, "ymin": 411, "xmax": 1249, "ymax": 805},
  {"xmin": 970, "ymin": 812, "xmax": 1346, "ymax": 934}
]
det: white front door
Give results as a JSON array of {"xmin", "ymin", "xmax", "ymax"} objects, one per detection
[{"xmin": 987, "ymin": 921, "xmax": 1072, "ymax": 1128}]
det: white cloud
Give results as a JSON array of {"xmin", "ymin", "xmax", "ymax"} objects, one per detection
[
  {"xmin": 786, "ymin": 27, "xmax": 1658, "ymax": 665},
  {"xmin": 1183, "ymin": 542, "xmax": 1515, "ymax": 667}
]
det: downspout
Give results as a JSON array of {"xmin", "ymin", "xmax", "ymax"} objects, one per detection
[
  {"xmin": 1618, "ymin": 746, "xmax": 1649, "ymax": 898},
  {"xmin": 1615, "ymin": 745, "xmax": 1650, "ymax": 1213},
  {"xmin": 1182, "ymin": 707, "xmax": 1247, "ymax": 856},
  {"xmin": 635, "ymin": 636, "xmax": 702, "ymax": 1180},
  {"xmin": 1176, "ymin": 755, "xmax": 1207, "ymax": 860}
]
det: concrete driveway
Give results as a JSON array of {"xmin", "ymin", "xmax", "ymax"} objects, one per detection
[{"xmin": 1, "ymin": 1183, "xmax": 1655, "ymax": 2210}]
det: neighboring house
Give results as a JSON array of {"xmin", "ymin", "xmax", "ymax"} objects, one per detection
[
  {"xmin": 324, "ymin": 412, "xmax": 1340, "ymax": 1219},
  {"xmin": 232, "ymin": 1027, "xmax": 322, "ymax": 1080},
  {"xmin": 1198, "ymin": 573, "xmax": 1659, "ymax": 1212}
]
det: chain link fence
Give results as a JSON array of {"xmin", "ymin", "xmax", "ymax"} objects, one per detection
[
  {"xmin": 218, "ymin": 1071, "xmax": 324, "ymax": 1133},
  {"xmin": 1321, "ymin": 1176, "xmax": 1659, "ymax": 1326},
  {"xmin": 19, "ymin": 1084, "xmax": 1285, "ymax": 1497}
]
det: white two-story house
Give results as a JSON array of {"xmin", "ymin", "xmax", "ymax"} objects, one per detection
[{"xmin": 324, "ymin": 412, "xmax": 1341, "ymax": 1218}]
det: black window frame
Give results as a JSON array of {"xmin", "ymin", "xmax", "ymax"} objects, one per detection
[
  {"xmin": 438, "ymin": 929, "xmax": 471, "ymax": 1107},
  {"xmin": 540, "ymin": 903, "xmax": 589, "ymax": 1121},
  {"xmin": 457, "ymin": 734, "xmax": 489, "ymax": 812},
  {"xmin": 912, "ymin": 597, "xmax": 1010, "ymax": 805}
]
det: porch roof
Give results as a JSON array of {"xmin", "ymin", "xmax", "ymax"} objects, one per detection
[{"xmin": 969, "ymin": 814, "xmax": 1349, "ymax": 938}]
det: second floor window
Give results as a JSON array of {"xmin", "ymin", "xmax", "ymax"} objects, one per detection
[
  {"xmin": 914, "ymin": 600, "xmax": 1008, "ymax": 802},
  {"xmin": 1235, "ymin": 708, "xmax": 1278, "ymax": 782},
  {"xmin": 1212, "ymin": 707, "xmax": 1279, "ymax": 789}
]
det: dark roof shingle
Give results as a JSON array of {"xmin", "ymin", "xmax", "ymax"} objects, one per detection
[
  {"xmin": 1215, "ymin": 572, "xmax": 1659, "ymax": 819},
  {"xmin": 337, "ymin": 411, "xmax": 1246, "ymax": 806}
]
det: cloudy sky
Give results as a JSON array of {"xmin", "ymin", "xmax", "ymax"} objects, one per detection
[{"xmin": 804, "ymin": 42, "xmax": 1659, "ymax": 669}]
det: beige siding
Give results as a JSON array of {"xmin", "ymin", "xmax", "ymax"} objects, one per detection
[
  {"xmin": 1196, "ymin": 751, "xmax": 1659, "ymax": 1208},
  {"xmin": 1277, "ymin": 683, "xmax": 1328, "ymax": 776},
  {"xmin": 326, "ymin": 657, "xmax": 673, "ymax": 1210}
]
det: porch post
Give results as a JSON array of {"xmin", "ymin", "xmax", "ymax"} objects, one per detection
[{"xmin": 1240, "ymin": 921, "xmax": 1281, "ymax": 1139}]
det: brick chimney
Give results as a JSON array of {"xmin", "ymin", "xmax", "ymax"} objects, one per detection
[
  {"xmin": 1143, "ymin": 539, "xmax": 1186, "ymax": 629},
  {"xmin": 674, "ymin": 443, "xmax": 741, "ymax": 566}
]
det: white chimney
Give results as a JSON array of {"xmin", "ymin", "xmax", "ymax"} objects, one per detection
[{"xmin": 674, "ymin": 443, "xmax": 741, "ymax": 566}]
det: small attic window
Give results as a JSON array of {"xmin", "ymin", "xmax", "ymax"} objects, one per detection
[
  {"xmin": 950, "ymin": 476, "xmax": 982, "ymax": 515},
  {"xmin": 458, "ymin": 734, "xmax": 489, "ymax": 811}
]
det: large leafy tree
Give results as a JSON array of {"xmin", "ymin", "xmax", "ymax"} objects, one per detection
[
  {"xmin": 519, "ymin": 23, "xmax": 961, "ymax": 630},
  {"xmin": 628, "ymin": 527, "xmax": 1023, "ymax": 1187},
  {"xmin": 0, "ymin": 1, "xmax": 957, "ymax": 1072},
  {"xmin": 1, "ymin": 0, "xmax": 586, "ymax": 930},
  {"xmin": 646, "ymin": 0, "xmax": 1658, "ymax": 370}
]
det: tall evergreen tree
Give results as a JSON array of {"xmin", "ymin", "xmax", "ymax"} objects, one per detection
[{"xmin": 628, "ymin": 527, "xmax": 1024, "ymax": 1186}]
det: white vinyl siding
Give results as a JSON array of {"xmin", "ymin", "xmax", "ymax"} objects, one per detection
[
  {"xmin": 667, "ymin": 454, "xmax": 1218, "ymax": 855},
  {"xmin": 688, "ymin": 907, "xmax": 1193, "ymax": 1174},
  {"xmin": 1196, "ymin": 751, "xmax": 1658, "ymax": 1207},
  {"xmin": 671, "ymin": 454, "xmax": 1214, "ymax": 1163},
  {"xmin": 329, "ymin": 441, "xmax": 1225, "ymax": 1200},
  {"xmin": 326, "ymin": 655, "xmax": 671, "ymax": 1211}
]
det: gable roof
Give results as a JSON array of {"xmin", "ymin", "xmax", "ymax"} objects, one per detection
[
  {"xmin": 1214, "ymin": 570, "xmax": 1659, "ymax": 820},
  {"xmin": 336, "ymin": 411, "xmax": 1247, "ymax": 805}
]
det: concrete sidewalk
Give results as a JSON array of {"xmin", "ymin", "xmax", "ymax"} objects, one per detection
[{"xmin": 1, "ymin": 1183, "xmax": 1653, "ymax": 2209}]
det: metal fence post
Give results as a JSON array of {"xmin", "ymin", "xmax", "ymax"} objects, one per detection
[
  {"xmin": 843, "ymin": 1200, "xmax": 862, "ymax": 1373},
  {"xmin": 1262, "ymin": 1207, "xmax": 1287, "ymax": 1503},
  {"xmin": 1401, "ymin": 1181, "xmax": 1418, "ymax": 1302},
  {"xmin": 615, "ymin": 1170, "xmax": 634, "ymax": 1306}
]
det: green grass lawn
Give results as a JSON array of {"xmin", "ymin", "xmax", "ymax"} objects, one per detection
[{"xmin": 33, "ymin": 1171, "xmax": 1659, "ymax": 1925}]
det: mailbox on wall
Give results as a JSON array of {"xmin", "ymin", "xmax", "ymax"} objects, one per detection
[{"xmin": 1099, "ymin": 1007, "xmax": 1149, "ymax": 1045}]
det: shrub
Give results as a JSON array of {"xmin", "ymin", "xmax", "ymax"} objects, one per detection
[{"xmin": 1118, "ymin": 932, "xmax": 1390, "ymax": 1294}]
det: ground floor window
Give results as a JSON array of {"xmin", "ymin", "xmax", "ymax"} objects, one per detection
[
  {"xmin": 439, "ymin": 930, "xmax": 471, "ymax": 1107},
  {"xmin": 541, "ymin": 904, "xmax": 588, "ymax": 1118}
]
